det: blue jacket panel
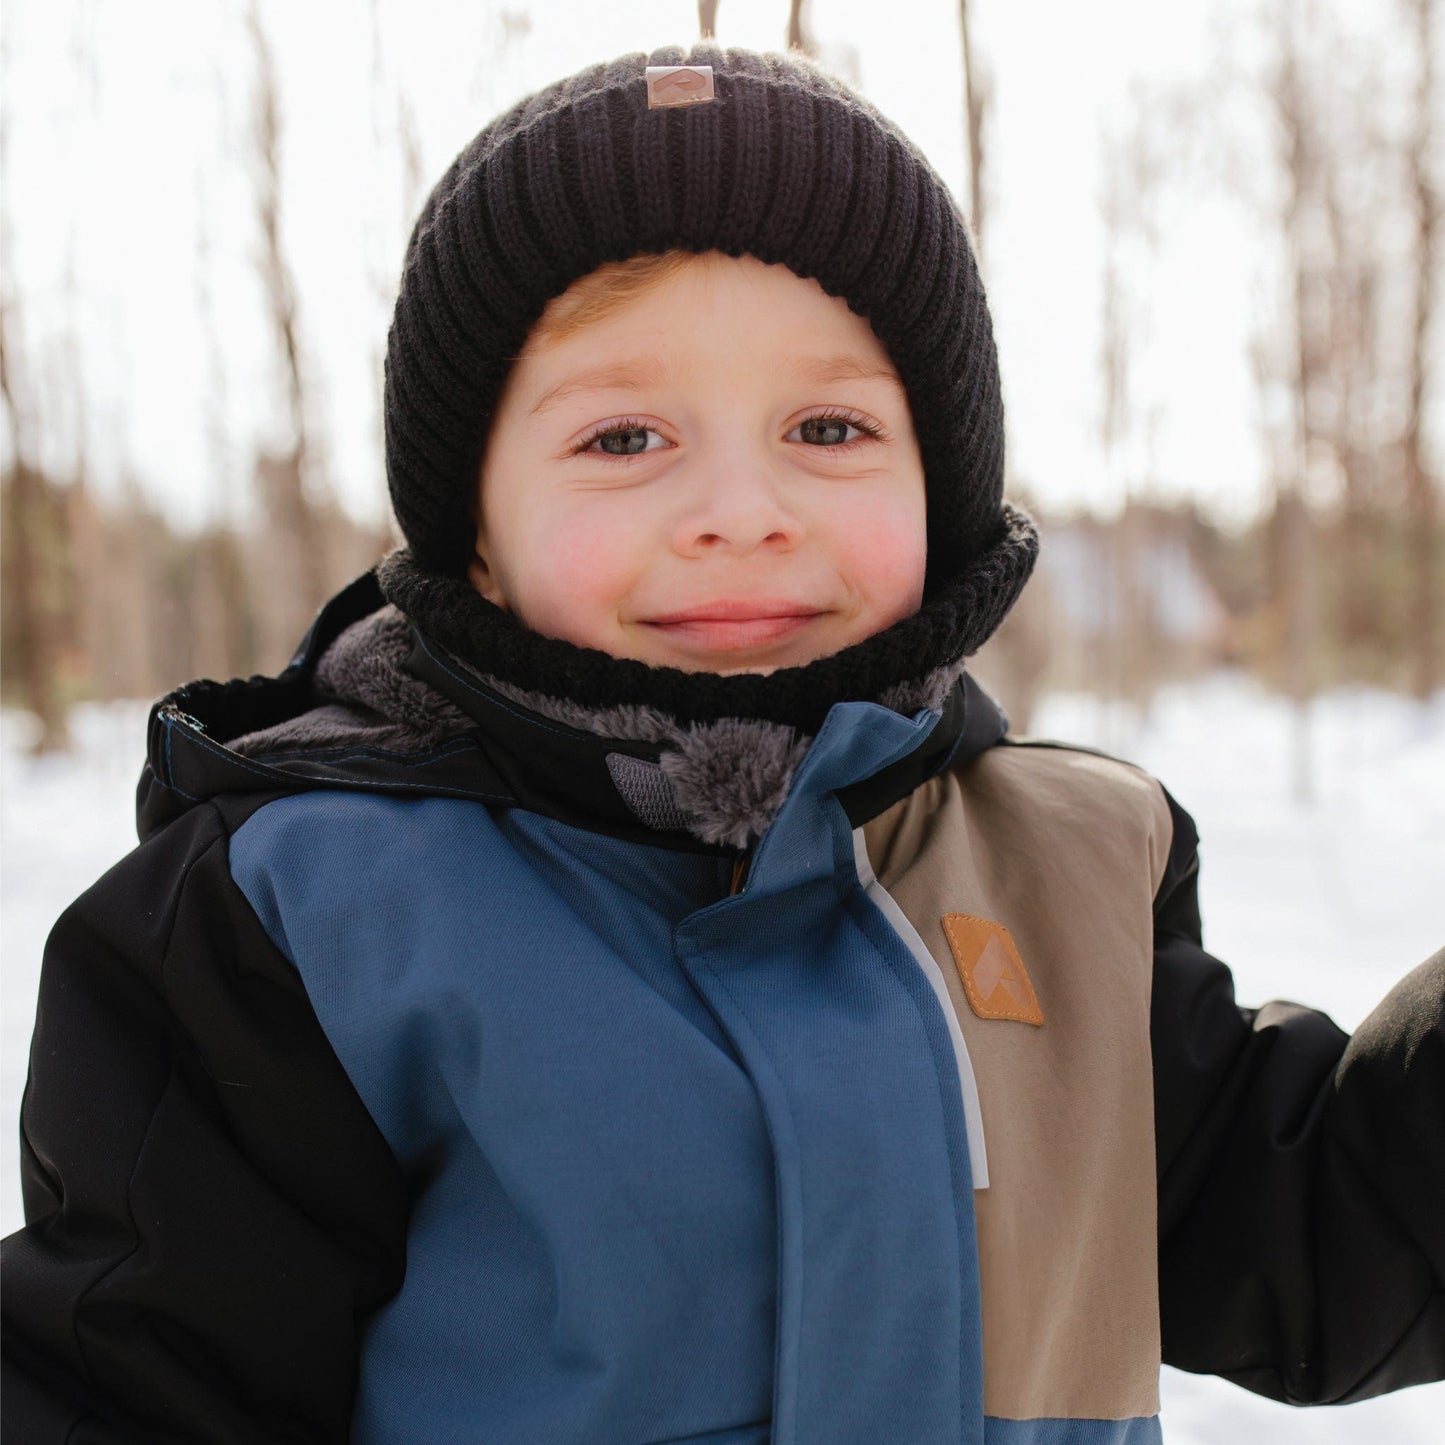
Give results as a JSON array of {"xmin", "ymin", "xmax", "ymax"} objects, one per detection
[{"xmin": 231, "ymin": 701, "xmax": 986, "ymax": 1445}]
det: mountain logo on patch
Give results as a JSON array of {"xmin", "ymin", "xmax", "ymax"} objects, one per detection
[{"xmin": 942, "ymin": 914, "xmax": 1043, "ymax": 1026}]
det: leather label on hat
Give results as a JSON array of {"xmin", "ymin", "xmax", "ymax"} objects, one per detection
[
  {"xmin": 646, "ymin": 65, "xmax": 716, "ymax": 110},
  {"xmin": 942, "ymin": 914, "xmax": 1044, "ymax": 1026}
]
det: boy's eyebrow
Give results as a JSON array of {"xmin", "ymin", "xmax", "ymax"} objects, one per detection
[
  {"xmin": 530, "ymin": 359, "xmax": 673, "ymax": 416},
  {"xmin": 788, "ymin": 355, "xmax": 907, "ymax": 392},
  {"xmin": 528, "ymin": 353, "xmax": 905, "ymax": 416}
]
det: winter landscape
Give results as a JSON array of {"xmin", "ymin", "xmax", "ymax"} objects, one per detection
[{"xmin": 3, "ymin": 675, "xmax": 1441, "ymax": 1442}]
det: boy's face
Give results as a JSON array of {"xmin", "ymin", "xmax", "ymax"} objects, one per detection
[{"xmin": 469, "ymin": 252, "xmax": 927, "ymax": 674}]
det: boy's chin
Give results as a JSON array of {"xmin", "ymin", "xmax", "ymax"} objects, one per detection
[
  {"xmin": 630, "ymin": 640, "xmax": 851, "ymax": 676},
  {"xmin": 632, "ymin": 653, "xmax": 782, "ymax": 677}
]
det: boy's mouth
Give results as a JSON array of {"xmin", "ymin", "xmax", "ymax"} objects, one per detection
[{"xmin": 640, "ymin": 601, "xmax": 829, "ymax": 652}]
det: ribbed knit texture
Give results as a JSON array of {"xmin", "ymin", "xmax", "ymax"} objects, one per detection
[{"xmin": 383, "ymin": 43, "xmax": 1022, "ymax": 600}]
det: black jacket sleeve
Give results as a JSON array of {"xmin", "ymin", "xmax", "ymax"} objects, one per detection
[
  {"xmin": 0, "ymin": 800, "xmax": 408, "ymax": 1445},
  {"xmin": 1151, "ymin": 787, "xmax": 1445, "ymax": 1404}
]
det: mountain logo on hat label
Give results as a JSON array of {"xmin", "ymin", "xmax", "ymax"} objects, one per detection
[
  {"xmin": 646, "ymin": 66, "xmax": 716, "ymax": 110},
  {"xmin": 942, "ymin": 913, "xmax": 1044, "ymax": 1026}
]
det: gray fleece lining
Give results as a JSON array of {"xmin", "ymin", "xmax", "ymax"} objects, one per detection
[
  {"xmin": 228, "ymin": 608, "xmax": 473, "ymax": 759},
  {"xmin": 473, "ymin": 659, "xmax": 964, "ymax": 849},
  {"xmin": 228, "ymin": 607, "xmax": 965, "ymax": 848}
]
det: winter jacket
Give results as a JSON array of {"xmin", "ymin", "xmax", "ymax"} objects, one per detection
[{"xmin": 3, "ymin": 570, "xmax": 1442, "ymax": 1445}]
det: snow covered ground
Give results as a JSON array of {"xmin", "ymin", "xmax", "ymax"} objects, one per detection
[{"xmin": 3, "ymin": 674, "xmax": 1442, "ymax": 1441}]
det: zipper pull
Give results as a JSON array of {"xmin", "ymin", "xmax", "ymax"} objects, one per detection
[{"xmin": 729, "ymin": 848, "xmax": 752, "ymax": 896}]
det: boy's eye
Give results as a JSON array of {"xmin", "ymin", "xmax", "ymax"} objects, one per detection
[
  {"xmin": 577, "ymin": 421, "xmax": 668, "ymax": 457},
  {"xmin": 788, "ymin": 411, "xmax": 883, "ymax": 447}
]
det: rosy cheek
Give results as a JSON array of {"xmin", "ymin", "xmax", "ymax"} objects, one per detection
[
  {"xmin": 511, "ymin": 512, "xmax": 636, "ymax": 645},
  {"xmin": 839, "ymin": 503, "xmax": 927, "ymax": 617}
]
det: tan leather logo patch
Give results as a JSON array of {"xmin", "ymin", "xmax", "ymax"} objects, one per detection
[
  {"xmin": 942, "ymin": 914, "xmax": 1043, "ymax": 1026},
  {"xmin": 646, "ymin": 65, "xmax": 717, "ymax": 109}
]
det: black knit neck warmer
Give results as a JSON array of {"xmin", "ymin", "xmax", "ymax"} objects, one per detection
[{"xmin": 377, "ymin": 498, "xmax": 1037, "ymax": 736}]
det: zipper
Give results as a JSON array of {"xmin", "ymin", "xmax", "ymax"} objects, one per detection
[{"xmin": 161, "ymin": 704, "xmax": 207, "ymax": 734}]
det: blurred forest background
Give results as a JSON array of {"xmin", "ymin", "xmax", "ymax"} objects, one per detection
[{"xmin": 1, "ymin": 0, "xmax": 1441, "ymax": 766}]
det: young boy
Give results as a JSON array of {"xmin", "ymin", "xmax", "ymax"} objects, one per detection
[{"xmin": 3, "ymin": 44, "xmax": 1441, "ymax": 1445}]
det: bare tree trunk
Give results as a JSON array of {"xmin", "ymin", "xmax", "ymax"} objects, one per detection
[
  {"xmin": 786, "ymin": 0, "xmax": 812, "ymax": 54},
  {"xmin": 0, "ymin": 11, "xmax": 68, "ymax": 749},
  {"xmin": 1098, "ymin": 142, "xmax": 1132, "ymax": 738},
  {"xmin": 0, "ymin": 462, "xmax": 70, "ymax": 750},
  {"xmin": 191, "ymin": 73, "xmax": 246, "ymax": 682},
  {"xmin": 1095, "ymin": 109, "xmax": 1165, "ymax": 734},
  {"xmin": 698, "ymin": 2, "xmax": 719, "ymax": 40},
  {"xmin": 1329, "ymin": 247, "xmax": 1381, "ymax": 660},
  {"xmin": 365, "ymin": 0, "xmax": 421, "ymax": 578},
  {"xmin": 247, "ymin": 1, "xmax": 330, "ymax": 662},
  {"xmin": 1271, "ymin": 0, "xmax": 1326, "ymax": 800},
  {"xmin": 958, "ymin": 1, "xmax": 989, "ymax": 266},
  {"xmin": 1403, "ymin": 0, "xmax": 1439, "ymax": 699},
  {"xmin": 66, "ymin": 477, "xmax": 116, "ymax": 696}
]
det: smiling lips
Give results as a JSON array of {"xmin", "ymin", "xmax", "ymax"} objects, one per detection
[{"xmin": 641, "ymin": 600, "xmax": 829, "ymax": 651}]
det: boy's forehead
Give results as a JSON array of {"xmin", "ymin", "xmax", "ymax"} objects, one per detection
[
  {"xmin": 514, "ymin": 250, "xmax": 904, "ymax": 394},
  {"xmin": 530, "ymin": 251, "xmax": 879, "ymax": 343}
]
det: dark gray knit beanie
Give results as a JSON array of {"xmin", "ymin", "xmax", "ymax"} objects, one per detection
[{"xmin": 383, "ymin": 42, "xmax": 1035, "ymax": 612}]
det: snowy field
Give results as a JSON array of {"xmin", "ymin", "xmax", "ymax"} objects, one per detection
[{"xmin": 3, "ymin": 674, "xmax": 1442, "ymax": 1441}]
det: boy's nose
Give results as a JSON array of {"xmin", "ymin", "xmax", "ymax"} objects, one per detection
[{"xmin": 672, "ymin": 464, "xmax": 805, "ymax": 559}]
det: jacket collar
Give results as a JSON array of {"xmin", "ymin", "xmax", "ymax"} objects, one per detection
[
  {"xmin": 402, "ymin": 620, "xmax": 1002, "ymax": 848},
  {"xmin": 149, "ymin": 570, "xmax": 1009, "ymax": 851}
]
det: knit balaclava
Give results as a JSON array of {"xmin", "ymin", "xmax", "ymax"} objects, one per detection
[{"xmin": 377, "ymin": 42, "xmax": 1038, "ymax": 733}]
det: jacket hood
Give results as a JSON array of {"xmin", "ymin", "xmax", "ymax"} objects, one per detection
[{"xmin": 144, "ymin": 570, "xmax": 1010, "ymax": 851}]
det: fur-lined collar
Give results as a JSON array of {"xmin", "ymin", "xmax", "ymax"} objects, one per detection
[{"xmin": 232, "ymin": 605, "xmax": 970, "ymax": 849}]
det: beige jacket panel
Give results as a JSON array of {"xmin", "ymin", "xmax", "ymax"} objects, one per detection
[{"xmin": 863, "ymin": 741, "xmax": 1174, "ymax": 1421}]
